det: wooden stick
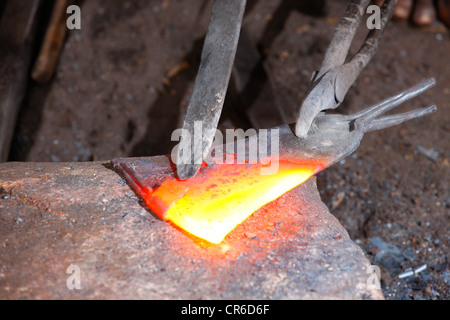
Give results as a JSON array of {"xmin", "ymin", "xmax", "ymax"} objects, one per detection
[{"xmin": 31, "ymin": 0, "xmax": 72, "ymax": 84}]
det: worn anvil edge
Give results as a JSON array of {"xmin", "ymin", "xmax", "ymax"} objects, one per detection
[{"xmin": 0, "ymin": 159, "xmax": 384, "ymax": 300}]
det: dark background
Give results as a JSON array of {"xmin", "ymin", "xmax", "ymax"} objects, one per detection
[{"xmin": 4, "ymin": 0, "xmax": 449, "ymax": 299}]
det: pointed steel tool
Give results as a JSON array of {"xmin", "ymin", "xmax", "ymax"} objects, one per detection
[{"xmin": 176, "ymin": 0, "xmax": 247, "ymax": 179}]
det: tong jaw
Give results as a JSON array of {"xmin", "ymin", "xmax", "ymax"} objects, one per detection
[
  {"xmin": 295, "ymin": 0, "xmax": 397, "ymax": 138},
  {"xmin": 287, "ymin": 78, "xmax": 437, "ymax": 166}
]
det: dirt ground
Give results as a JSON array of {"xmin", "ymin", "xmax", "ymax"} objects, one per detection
[{"xmin": 7, "ymin": 0, "xmax": 449, "ymax": 299}]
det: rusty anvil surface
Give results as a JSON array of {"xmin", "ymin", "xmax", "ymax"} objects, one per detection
[{"xmin": 0, "ymin": 159, "xmax": 383, "ymax": 299}]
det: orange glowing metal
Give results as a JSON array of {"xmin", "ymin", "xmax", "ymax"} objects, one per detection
[{"xmin": 142, "ymin": 158, "xmax": 324, "ymax": 244}]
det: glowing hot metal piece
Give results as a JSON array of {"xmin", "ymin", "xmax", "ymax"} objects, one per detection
[{"xmin": 148, "ymin": 160, "xmax": 320, "ymax": 244}]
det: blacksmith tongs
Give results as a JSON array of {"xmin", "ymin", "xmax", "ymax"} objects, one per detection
[
  {"xmin": 267, "ymin": 0, "xmax": 436, "ymax": 170},
  {"xmin": 296, "ymin": 0, "xmax": 422, "ymax": 137}
]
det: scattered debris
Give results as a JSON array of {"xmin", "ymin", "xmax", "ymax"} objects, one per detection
[
  {"xmin": 417, "ymin": 145, "xmax": 439, "ymax": 162},
  {"xmin": 442, "ymin": 271, "xmax": 450, "ymax": 284},
  {"xmin": 368, "ymin": 237, "xmax": 404, "ymax": 274},
  {"xmin": 166, "ymin": 61, "xmax": 190, "ymax": 79},
  {"xmin": 331, "ymin": 192, "xmax": 345, "ymax": 209},
  {"xmin": 14, "ymin": 217, "xmax": 24, "ymax": 223},
  {"xmin": 398, "ymin": 264, "xmax": 428, "ymax": 279}
]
